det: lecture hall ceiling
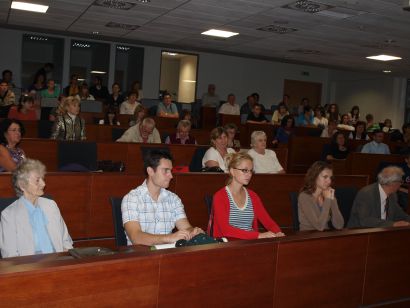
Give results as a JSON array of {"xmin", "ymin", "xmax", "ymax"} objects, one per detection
[{"xmin": 2, "ymin": 0, "xmax": 410, "ymax": 75}]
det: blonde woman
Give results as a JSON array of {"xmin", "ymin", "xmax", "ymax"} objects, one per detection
[
  {"xmin": 50, "ymin": 96, "xmax": 86, "ymax": 140},
  {"xmin": 209, "ymin": 152, "xmax": 284, "ymax": 239}
]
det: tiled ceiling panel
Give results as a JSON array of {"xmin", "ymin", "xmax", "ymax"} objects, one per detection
[{"xmin": 2, "ymin": 0, "xmax": 410, "ymax": 75}]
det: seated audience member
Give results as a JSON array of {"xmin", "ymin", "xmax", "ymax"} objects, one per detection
[
  {"xmin": 365, "ymin": 113, "xmax": 380, "ymax": 132},
  {"xmin": 361, "ymin": 130, "xmax": 390, "ymax": 154},
  {"xmin": 201, "ymin": 83, "xmax": 220, "ymax": 107},
  {"xmin": 390, "ymin": 123, "xmax": 410, "ymax": 144},
  {"xmin": 40, "ymin": 79, "xmax": 60, "ymax": 99},
  {"xmin": 157, "ymin": 92, "xmax": 179, "ymax": 118},
  {"xmin": 337, "ymin": 114, "xmax": 355, "ymax": 131},
  {"xmin": 106, "ymin": 82, "xmax": 125, "ymax": 109},
  {"xmin": 246, "ymin": 103, "xmax": 268, "ymax": 124},
  {"xmin": 35, "ymin": 63, "xmax": 53, "ymax": 84},
  {"xmin": 241, "ymin": 95, "xmax": 259, "ymax": 115},
  {"xmin": 64, "ymin": 74, "xmax": 80, "ymax": 97},
  {"xmin": 165, "ymin": 120, "xmax": 196, "ymax": 145},
  {"xmin": 8, "ymin": 95, "xmax": 37, "ymax": 121},
  {"xmin": 76, "ymin": 83, "xmax": 95, "ymax": 101},
  {"xmin": 321, "ymin": 120, "xmax": 338, "ymax": 138},
  {"xmin": 349, "ymin": 121, "xmax": 369, "ymax": 140},
  {"xmin": 276, "ymin": 94, "xmax": 290, "ymax": 110},
  {"xmin": 224, "ymin": 123, "xmax": 241, "ymax": 148},
  {"xmin": 28, "ymin": 73, "xmax": 46, "ymax": 93},
  {"xmin": 296, "ymin": 106, "xmax": 314, "ymax": 126},
  {"xmin": 298, "ymin": 161, "xmax": 344, "ymax": 231},
  {"xmin": 121, "ymin": 150, "xmax": 203, "ymax": 245},
  {"xmin": 129, "ymin": 104, "xmax": 146, "ymax": 127},
  {"xmin": 219, "ymin": 93, "xmax": 240, "ymax": 115},
  {"xmin": 130, "ymin": 80, "xmax": 143, "ymax": 100},
  {"xmin": 89, "ymin": 76, "xmax": 109, "ymax": 101},
  {"xmin": 248, "ymin": 131, "xmax": 284, "ymax": 174},
  {"xmin": 326, "ymin": 132, "xmax": 349, "ymax": 161},
  {"xmin": 271, "ymin": 102, "xmax": 289, "ymax": 125},
  {"xmin": 382, "ymin": 118, "xmax": 393, "ymax": 133},
  {"xmin": 313, "ymin": 105, "xmax": 328, "ymax": 128},
  {"xmin": 348, "ymin": 105, "xmax": 360, "ymax": 125},
  {"xmin": 202, "ymin": 127, "xmax": 236, "ymax": 172},
  {"xmin": 326, "ymin": 103, "xmax": 340, "ymax": 123},
  {"xmin": 120, "ymin": 91, "xmax": 141, "ymax": 115},
  {"xmin": 116, "ymin": 117, "xmax": 161, "ymax": 143},
  {"xmin": 50, "ymin": 96, "xmax": 86, "ymax": 141},
  {"xmin": 2, "ymin": 69, "xmax": 15, "ymax": 89},
  {"xmin": 297, "ymin": 97, "xmax": 310, "ymax": 115},
  {"xmin": 0, "ymin": 80, "xmax": 15, "ymax": 116},
  {"xmin": 0, "ymin": 159, "xmax": 73, "ymax": 258},
  {"xmin": 348, "ymin": 166, "xmax": 410, "ymax": 228},
  {"xmin": 0, "ymin": 119, "xmax": 26, "ymax": 172},
  {"xmin": 157, "ymin": 93, "xmax": 179, "ymax": 118},
  {"xmin": 210, "ymin": 152, "xmax": 285, "ymax": 239},
  {"xmin": 99, "ymin": 107, "xmax": 120, "ymax": 126},
  {"xmin": 274, "ymin": 115, "xmax": 295, "ymax": 144}
]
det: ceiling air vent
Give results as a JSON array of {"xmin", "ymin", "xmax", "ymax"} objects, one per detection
[
  {"xmin": 106, "ymin": 21, "xmax": 139, "ymax": 31},
  {"xmin": 93, "ymin": 0, "xmax": 135, "ymax": 10},
  {"xmin": 257, "ymin": 25, "xmax": 297, "ymax": 34},
  {"xmin": 288, "ymin": 48, "xmax": 321, "ymax": 55},
  {"xmin": 282, "ymin": 0, "xmax": 333, "ymax": 13}
]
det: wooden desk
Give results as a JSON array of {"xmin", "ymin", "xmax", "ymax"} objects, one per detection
[{"xmin": 0, "ymin": 228, "xmax": 409, "ymax": 307}]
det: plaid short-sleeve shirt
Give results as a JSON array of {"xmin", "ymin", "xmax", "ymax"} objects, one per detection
[{"xmin": 121, "ymin": 180, "xmax": 187, "ymax": 244}]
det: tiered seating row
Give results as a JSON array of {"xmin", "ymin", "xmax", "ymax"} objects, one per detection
[
  {"xmin": 0, "ymin": 173, "xmax": 368, "ymax": 243},
  {"xmin": 0, "ymin": 227, "xmax": 409, "ymax": 307}
]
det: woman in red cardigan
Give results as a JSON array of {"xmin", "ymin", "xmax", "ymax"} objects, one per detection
[{"xmin": 209, "ymin": 152, "xmax": 285, "ymax": 239}]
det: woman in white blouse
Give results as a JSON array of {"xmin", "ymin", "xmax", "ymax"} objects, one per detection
[
  {"xmin": 247, "ymin": 131, "xmax": 285, "ymax": 174},
  {"xmin": 202, "ymin": 127, "xmax": 235, "ymax": 172}
]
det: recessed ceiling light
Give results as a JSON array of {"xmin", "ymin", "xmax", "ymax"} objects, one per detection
[
  {"xmin": 92, "ymin": 31, "xmax": 99, "ymax": 35},
  {"xmin": 382, "ymin": 70, "xmax": 392, "ymax": 73},
  {"xmin": 201, "ymin": 29, "xmax": 239, "ymax": 38},
  {"xmin": 366, "ymin": 54, "xmax": 402, "ymax": 61},
  {"xmin": 11, "ymin": 1, "xmax": 48, "ymax": 13},
  {"xmin": 90, "ymin": 70, "xmax": 106, "ymax": 74}
]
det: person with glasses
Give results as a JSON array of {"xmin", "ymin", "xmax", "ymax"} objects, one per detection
[
  {"xmin": 348, "ymin": 166, "xmax": 410, "ymax": 228},
  {"xmin": 209, "ymin": 152, "xmax": 284, "ymax": 239},
  {"xmin": 116, "ymin": 117, "xmax": 161, "ymax": 143},
  {"xmin": 121, "ymin": 150, "xmax": 203, "ymax": 245},
  {"xmin": 298, "ymin": 161, "xmax": 344, "ymax": 231},
  {"xmin": 0, "ymin": 119, "xmax": 26, "ymax": 172}
]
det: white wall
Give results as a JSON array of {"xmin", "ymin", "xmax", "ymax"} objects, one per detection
[
  {"xmin": 328, "ymin": 70, "xmax": 406, "ymax": 128},
  {"xmin": 0, "ymin": 26, "xmax": 407, "ymax": 126}
]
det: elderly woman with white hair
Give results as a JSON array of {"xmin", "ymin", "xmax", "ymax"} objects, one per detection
[
  {"xmin": 247, "ymin": 131, "xmax": 285, "ymax": 174},
  {"xmin": 0, "ymin": 159, "xmax": 73, "ymax": 258}
]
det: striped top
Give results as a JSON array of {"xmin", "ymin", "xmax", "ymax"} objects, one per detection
[{"xmin": 226, "ymin": 186, "xmax": 254, "ymax": 231}]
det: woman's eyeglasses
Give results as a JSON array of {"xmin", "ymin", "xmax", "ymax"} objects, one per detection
[{"xmin": 233, "ymin": 168, "xmax": 254, "ymax": 174}]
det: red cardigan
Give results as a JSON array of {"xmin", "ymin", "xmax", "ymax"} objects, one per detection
[{"xmin": 209, "ymin": 187, "xmax": 281, "ymax": 239}]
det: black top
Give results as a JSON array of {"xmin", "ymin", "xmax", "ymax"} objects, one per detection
[
  {"xmin": 106, "ymin": 94, "xmax": 126, "ymax": 108},
  {"xmin": 329, "ymin": 143, "xmax": 349, "ymax": 159},
  {"xmin": 247, "ymin": 113, "xmax": 268, "ymax": 122}
]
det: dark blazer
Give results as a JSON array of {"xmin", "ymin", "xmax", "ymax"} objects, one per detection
[{"xmin": 347, "ymin": 183, "xmax": 410, "ymax": 228}]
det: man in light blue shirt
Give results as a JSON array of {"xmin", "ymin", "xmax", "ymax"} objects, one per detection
[
  {"xmin": 361, "ymin": 130, "xmax": 390, "ymax": 154},
  {"xmin": 157, "ymin": 93, "xmax": 179, "ymax": 118}
]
